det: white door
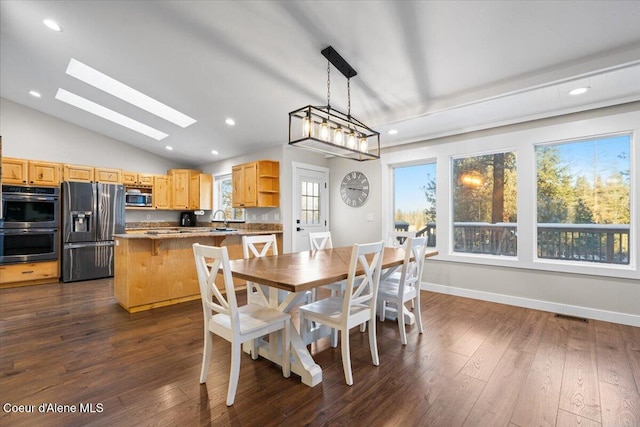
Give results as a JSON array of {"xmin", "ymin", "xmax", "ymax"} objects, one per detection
[{"xmin": 292, "ymin": 164, "xmax": 329, "ymax": 252}]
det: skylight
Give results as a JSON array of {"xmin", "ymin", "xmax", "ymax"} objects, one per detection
[
  {"xmin": 55, "ymin": 88, "xmax": 168, "ymax": 140},
  {"xmin": 65, "ymin": 58, "xmax": 196, "ymax": 128}
]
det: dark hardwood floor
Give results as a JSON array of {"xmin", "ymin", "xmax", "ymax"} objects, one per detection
[{"xmin": 1, "ymin": 278, "xmax": 639, "ymax": 426}]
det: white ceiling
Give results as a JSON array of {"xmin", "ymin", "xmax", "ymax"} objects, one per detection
[{"xmin": 2, "ymin": 1, "xmax": 640, "ymax": 166}]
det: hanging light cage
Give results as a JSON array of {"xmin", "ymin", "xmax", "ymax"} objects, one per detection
[{"xmin": 288, "ymin": 46, "xmax": 380, "ymax": 161}]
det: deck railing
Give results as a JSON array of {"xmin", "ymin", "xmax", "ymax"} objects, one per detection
[
  {"xmin": 403, "ymin": 222, "xmax": 630, "ymax": 264},
  {"xmin": 537, "ymin": 223, "xmax": 630, "ymax": 264}
]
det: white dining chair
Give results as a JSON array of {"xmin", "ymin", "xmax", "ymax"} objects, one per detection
[
  {"xmin": 242, "ymin": 234, "xmax": 279, "ymax": 307},
  {"xmin": 193, "ymin": 243, "xmax": 290, "ymax": 406},
  {"xmin": 377, "ymin": 237, "xmax": 427, "ymax": 345},
  {"xmin": 308, "ymin": 231, "xmax": 347, "ymax": 346},
  {"xmin": 387, "ymin": 230, "xmax": 417, "ymax": 248},
  {"xmin": 299, "ymin": 240, "xmax": 385, "ymax": 386}
]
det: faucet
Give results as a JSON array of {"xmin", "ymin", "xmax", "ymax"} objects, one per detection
[{"xmin": 212, "ymin": 209, "xmax": 228, "ymax": 227}]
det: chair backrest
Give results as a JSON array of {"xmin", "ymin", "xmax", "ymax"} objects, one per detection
[
  {"xmin": 242, "ymin": 234, "xmax": 278, "ymax": 259},
  {"xmin": 387, "ymin": 230, "xmax": 416, "ymax": 248},
  {"xmin": 397, "ymin": 237, "xmax": 428, "ymax": 293},
  {"xmin": 309, "ymin": 231, "xmax": 333, "ymax": 250},
  {"xmin": 342, "ymin": 241, "xmax": 385, "ymax": 317},
  {"xmin": 193, "ymin": 243, "xmax": 239, "ymax": 328}
]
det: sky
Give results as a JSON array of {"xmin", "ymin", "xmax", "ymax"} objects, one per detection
[
  {"xmin": 393, "ymin": 134, "xmax": 631, "ymax": 214},
  {"xmin": 394, "ymin": 163, "xmax": 436, "ymax": 213},
  {"xmin": 548, "ymin": 134, "xmax": 630, "ymax": 184}
]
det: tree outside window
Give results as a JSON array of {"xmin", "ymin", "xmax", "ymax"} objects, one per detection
[
  {"xmin": 535, "ymin": 135, "xmax": 630, "ymax": 264},
  {"xmin": 452, "ymin": 151, "xmax": 517, "ymax": 256}
]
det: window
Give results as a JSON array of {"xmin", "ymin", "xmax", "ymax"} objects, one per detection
[
  {"xmin": 301, "ymin": 180, "xmax": 320, "ymax": 224},
  {"xmin": 214, "ymin": 174, "xmax": 245, "ymax": 221},
  {"xmin": 535, "ymin": 134, "xmax": 631, "ymax": 264},
  {"xmin": 452, "ymin": 151, "xmax": 517, "ymax": 256},
  {"xmin": 393, "ymin": 163, "xmax": 436, "ymax": 246}
]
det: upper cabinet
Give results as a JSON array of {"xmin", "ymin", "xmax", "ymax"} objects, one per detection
[
  {"xmin": 189, "ymin": 173, "xmax": 213, "ymax": 210},
  {"xmin": 2, "ymin": 157, "xmax": 60, "ymax": 186},
  {"xmin": 232, "ymin": 160, "xmax": 279, "ymax": 208},
  {"xmin": 95, "ymin": 167, "xmax": 122, "ymax": 184},
  {"xmin": 63, "ymin": 164, "xmax": 94, "ymax": 182},
  {"xmin": 168, "ymin": 169, "xmax": 195, "ymax": 210},
  {"xmin": 123, "ymin": 171, "xmax": 154, "ymax": 187},
  {"xmin": 2, "ymin": 157, "xmax": 28, "ymax": 185},
  {"xmin": 153, "ymin": 175, "xmax": 171, "ymax": 209}
]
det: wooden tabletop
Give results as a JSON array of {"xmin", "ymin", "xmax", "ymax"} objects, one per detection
[{"xmin": 228, "ymin": 246, "xmax": 438, "ymax": 293}]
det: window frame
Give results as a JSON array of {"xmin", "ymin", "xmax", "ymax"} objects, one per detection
[
  {"xmin": 380, "ymin": 116, "xmax": 638, "ymax": 280},
  {"xmin": 213, "ymin": 173, "xmax": 245, "ymax": 222}
]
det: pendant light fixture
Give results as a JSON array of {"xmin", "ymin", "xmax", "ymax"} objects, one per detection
[{"xmin": 289, "ymin": 46, "xmax": 380, "ymax": 161}]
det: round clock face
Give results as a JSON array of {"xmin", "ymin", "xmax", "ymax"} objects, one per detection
[{"xmin": 340, "ymin": 171, "xmax": 370, "ymax": 207}]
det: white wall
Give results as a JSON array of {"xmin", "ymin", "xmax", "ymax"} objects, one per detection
[
  {"xmin": 381, "ymin": 102, "xmax": 640, "ymax": 326},
  {"xmin": 329, "ymin": 157, "xmax": 384, "ymax": 247}
]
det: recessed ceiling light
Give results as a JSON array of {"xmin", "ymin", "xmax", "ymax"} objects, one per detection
[
  {"xmin": 65, "ymin": 58, "xmax": 196, "ymax": 128},
  {"xmin": 43, "ymin": 19, "xmax": 62, "ymax": 32},
  {"xmin": 388, "ymin": 129, "xmax": 398, "ymax": 135},
  {"xmin": 29, "ymin": 90, "xmax": 42, "ymax": 98},
  {"xmin": 165, "ymin": 146, "xmax": 173, "ymax": 151},
  {"xmin": 225, "ymin": 118, "xmax": 235, "ymax": 126},
  {"xmin": 55, "ymin": 88, "xmax": 168, "ymax": 140},
  {"xmin": 569, "ymin": 86, "xmax": 590, "ymax": 96},
  {"xmin": 211, "ymin": 150, "xmax": 219, "ymax": 155}
]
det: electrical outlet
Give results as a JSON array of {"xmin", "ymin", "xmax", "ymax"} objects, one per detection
[
  {"xmin": 252, "ymin": 214, "xmax": 257, "ymax": 220},
  {"xmin": 274, "ymin": 213, "xmax": 280, "ymax": 221},
  {"xmin": 146, "ymin": 214, "xmax": 151, "ymax": 220},
  {"xmin": 262, "ymin": 213, "xmax": 268, "ymax": 220}
]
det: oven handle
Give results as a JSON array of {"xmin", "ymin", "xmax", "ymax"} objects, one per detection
[
  {"xmin": 1, "ymin": 194, "xmax": 58, "ymax": 202},
  {"xmin": 0, "ymin": 228, "xmax": 58, "ymax": 234}
]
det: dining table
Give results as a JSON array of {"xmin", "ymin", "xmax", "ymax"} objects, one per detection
[{"xmin": 228, "ymin": 245, "xmax": 438, "ymax": 387}]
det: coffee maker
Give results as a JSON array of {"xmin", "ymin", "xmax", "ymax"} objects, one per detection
[{"xmin": 180, "ymin": 211, "xmax": 196, "ymax": 227}]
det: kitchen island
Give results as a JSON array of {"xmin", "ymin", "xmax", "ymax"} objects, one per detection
[{"xmin": 113, "ymin": 227, "xmax": 282, "ymax": 312}]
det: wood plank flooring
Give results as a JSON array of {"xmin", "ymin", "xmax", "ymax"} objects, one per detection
[{"xmin": 1, "ymin": 279, "xmax": 639, "ymax": 426}]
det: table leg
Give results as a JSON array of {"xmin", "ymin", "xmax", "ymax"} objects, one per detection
[{"xmin": 249, "ymin": 290, "xmax": 323, "ymax": 387}]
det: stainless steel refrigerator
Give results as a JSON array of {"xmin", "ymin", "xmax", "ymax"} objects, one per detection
[{"xmin": 61, "ymin": 181, "xmax": 125, "ymax": 282}]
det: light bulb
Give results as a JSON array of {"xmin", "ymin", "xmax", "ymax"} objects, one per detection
[
  {"xmin": 359, "ymin": 135, "xmax": 368, "ymax": 152},
  {"xmin": 319, "ymin": 120, "xmax": 330, "ymax": 141},
  {"xmin": 347, "ymin": 131, "xmax": 356, "ymax": 149},
  {"xmin": 334, "ymin": 126, "xmax": 344, "ymax": 146},
  {"xmin": 302, "ymin": 113, "xmax": 313, "ymax": 137}
]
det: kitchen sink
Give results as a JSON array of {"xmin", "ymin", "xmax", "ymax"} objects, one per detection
[{"xmin": 214, "ymin": 228, "xmax": 237, "ymax": 232}]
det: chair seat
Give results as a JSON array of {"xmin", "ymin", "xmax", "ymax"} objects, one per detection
[
  {"xmin": 210, "ymin": 304, "xmax": 290, "ymax": 336},
  {"xmin": 299, "ymin": 297, "xmax": 370, "ymax": 326},
  {"xmin": 378, "ymin": 281, "xmax": 417, "ymax": 300}
]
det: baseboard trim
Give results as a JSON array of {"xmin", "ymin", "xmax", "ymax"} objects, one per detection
[{"xmin": 421, "ymin": 282, "xmax": 640, "ymax": 327}]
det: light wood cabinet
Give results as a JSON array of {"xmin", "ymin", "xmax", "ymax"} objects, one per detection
[
  {"xmin": 0, "ymin": 261, "xmax": 59, "ymax": 288},
  {"xmin": 95, "ymin": 167, "xmax": 122, "ymax": 184},
  {"xmin": 232, "ymin": 160, "xmax": 279, "ymax": 208},
  {"xmin": 122, "ymin": 171, "xmax": 138, "ymax": 186},
  {"xmin": 138, "ymin": 173, "xmax": 154, "ymax": 186},
  {"xmin": 2, "ymin": 157, "xmax": 28, "ymax": 185},
  {"xmin": 2, "ymin": 158, "xmax": 60, "ymax": 186},
  {"xmin": 64, "ymin": 164, "xmax": 94, "ymax": 182},
  {"xmin": 168, "ymin": 169, "xmax": 201, "ymax": 210},
  {"xmin": 153, "ymin": 175, "xmax": 171, "ymax": 209},
  {"xmin": 189, "ymin": 173, "xmax": 213, "ymax": 210},
  {"xmin": 29, "ymin": 161, "xmax": 61, "ymax": 186},
  {"xmin": 123, "ymin": 171, "xmax": 154, "ymax": 186}
]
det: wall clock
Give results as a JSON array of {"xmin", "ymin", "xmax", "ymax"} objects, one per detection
[{"xmin": 340, "ymin": 171, "xmax": 370, "ymax": 207}]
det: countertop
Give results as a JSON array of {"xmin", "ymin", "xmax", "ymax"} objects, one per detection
[{"xmin": 114, "ymin": 227, "xmax": 283, "ymax": 239}]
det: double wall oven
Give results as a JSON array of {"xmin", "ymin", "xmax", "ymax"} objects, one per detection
[{"xmin": 0, "ymin": 185, "xmax": 59, "ymax": 264}]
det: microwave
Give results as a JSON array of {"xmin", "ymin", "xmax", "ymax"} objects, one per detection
[{"xmin": 125, "ymin": 191, "xmax": 152, "ymax": 207}]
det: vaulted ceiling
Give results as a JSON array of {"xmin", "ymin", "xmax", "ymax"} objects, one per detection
[{"xmin": 2, "ymin": 1, "xmax": 639, "ymax": 166}]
